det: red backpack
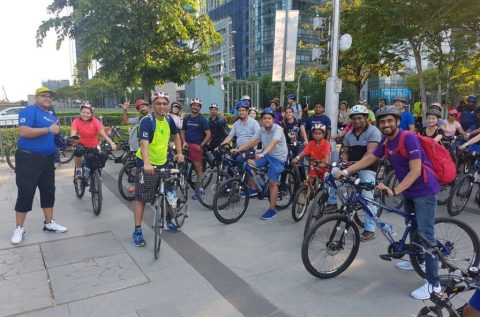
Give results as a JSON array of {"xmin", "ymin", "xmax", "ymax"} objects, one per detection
[{"xmin": 384, "ymin": 130, "xmax": 456, "ymax": 185}]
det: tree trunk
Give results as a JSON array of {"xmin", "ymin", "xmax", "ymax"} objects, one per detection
[
  {"xmin": 355, "ymin": 81, "xmax": 361, "ymax": 102},
  {"xmin": 436, "ymin": 68, "xmax": 442, "ymax": 103},
  {"xmin": 142, "ymin": 80, "xmax": 151, "ymax": 102},
  {"xmin": 412, "ymin": 44, "xmax": 427, "ymax": 117}
]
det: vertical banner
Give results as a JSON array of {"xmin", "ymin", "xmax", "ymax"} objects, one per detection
[{"xmin": 272, "ymin": 10, "xmax": 299, "ymax": 82}]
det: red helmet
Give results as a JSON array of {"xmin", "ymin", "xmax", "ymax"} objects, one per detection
[{"xmin": 135, "ymin": 99, "xmax": 148, "ymax": 109}]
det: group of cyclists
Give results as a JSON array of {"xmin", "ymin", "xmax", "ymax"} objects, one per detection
[{"xmin": 11, "ymin": 87, "xmax": 480, "ymax": 316}]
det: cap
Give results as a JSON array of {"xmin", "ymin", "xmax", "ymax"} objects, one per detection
[
  {"xmin": 35, "ymin": 87, "xmax": 55, "ymax": 96},
  {"xmin": 467, "ymin": 96, "xmax": 477, "ymax": 103},
  {"xmin": 448, "ymin": 109, "xmax": 458, "ymax": 115}
]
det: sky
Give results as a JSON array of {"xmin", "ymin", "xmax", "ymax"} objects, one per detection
[{"xmin": 0, "ymin": 0, "xmax": 73, "ymax": 101}]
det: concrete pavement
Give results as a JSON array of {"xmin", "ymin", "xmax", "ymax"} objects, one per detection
[{"xmin": 0, "ymin": 161, "xmax": 478, "ymax": 317}]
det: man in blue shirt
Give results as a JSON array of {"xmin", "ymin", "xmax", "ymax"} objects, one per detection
[
  {"xmin": 461, "ymin": 96, "xmax": 478, "ymax": 131},
  {"xmin": 394, "ymin": 96, "xmax": 415, "ymax": 132},
  {"xmin": 11, "ymin": 87, "xmax": 68, "ymax": 245},
  {"xmin": 181, "ymin": 98, "xmax": 211, "ymax": 199},
  {"xmin": 305, "ymin": 102, "xmax": 332, "ymax": 140}
]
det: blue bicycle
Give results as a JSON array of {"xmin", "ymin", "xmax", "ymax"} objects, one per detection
[{"xmin": 302, "ymin": 177, "xmax": 480, "ymax": 279}]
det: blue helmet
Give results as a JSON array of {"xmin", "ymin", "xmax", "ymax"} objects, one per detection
[
  {"xmin": 467, "ymin": 96, "xmax": 477, "ymax": 103},
  {"xmin": 236, "ymin": 100, "xmax": 249, "ymax": 110},
  {"xmin": 261, "ymin": 108, "xmax": 275, "ymax": 118},
  {"xmin": 287, "ymin": 93, "xmax": 297, "ymax": 100}
]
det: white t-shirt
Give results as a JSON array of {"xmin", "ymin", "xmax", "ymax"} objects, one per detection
[{"xmin": 444, "ymin": 120, "xmax": 461, "ymax": 137}]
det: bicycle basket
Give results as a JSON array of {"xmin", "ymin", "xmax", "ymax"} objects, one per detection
[{"xmin": 85, "ymin": 150, "xmax": 108, "ymax": 169}]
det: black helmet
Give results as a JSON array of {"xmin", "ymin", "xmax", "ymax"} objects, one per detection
[
  {"xmin": 375, "ymin": 106, "xmax": 401, "ymax": 120},
  {"xmin": 426, "ymin": 109, "xmax": 441, "ymax": 118}
]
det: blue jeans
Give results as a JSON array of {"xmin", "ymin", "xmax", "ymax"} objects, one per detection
[
  {"xmin": 404, "ymin": 194, "xmax": 439, "ymax": 286},
  {"xmin": 358, "ymin": 169, "xmax": 377, "ymax": 232}
]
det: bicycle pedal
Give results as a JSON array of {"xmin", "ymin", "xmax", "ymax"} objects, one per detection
[{"xmin": 379, "ymin": 254, "xmax": 392, "ymax": 261}]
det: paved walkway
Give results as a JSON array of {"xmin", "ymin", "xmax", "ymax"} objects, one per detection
[{"xmin": 0, "ymin": 161, "xmax": 478, "ymax": 317}]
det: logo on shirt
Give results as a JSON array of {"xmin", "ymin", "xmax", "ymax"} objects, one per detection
[
  {"xmin": 142, "ymin": 132, "xmax": 149, "ymax": 138},
  {"xmin": 20, "ymin": 118, "xmax": 26, "ymax": 123}
]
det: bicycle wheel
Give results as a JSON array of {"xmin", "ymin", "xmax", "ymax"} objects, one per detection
[
  {"xmin": 464, "ymin": 156, "xmax": 475, "ymax": 175},
  {"xmin": 417, "ymin": 306, "xmax": 443, "ymax": 317},
  {"xmin": 291, "ymin": 185, "xmax": 310, "ymax": 222},
  {"xmin": 304, "ymin": 190, "xmax": 327, "ymax": 237},
  {"xmin": 410, "ymin": 217, "xmax": 480, "ymax": 279},
  {"xmin": 58, "ymin": 145, "xmax": 75, "ymax": 164},
  {"xmin": 186, "ymin": 160, "xmax": 213, "ymax": 190},
  {"xmin": 382, "ymin": 170, "xmax": 404, "ymax": 209},
  {"xmin": 302, "ymin": 214, "xmax": 360, "ymax": 278},
  {"xmin": 154, "ymin": 196, "xmax": 165, "ymax": 260},
  {"xmin": 91, "ymin": 170, "xmax": 102, "ymax": 216},
  {"xmin": 196, "ymin": 170, "xmax": 229, "ymax": 210},
  {"xmin": 5, "ymin": 143, "xmax": 17, "ymax": 170},
  {"xmin": 118, "ymin": 161, "xmax": 137, "ymax": 201},
  {"xmin": 212, "ymin": 178, "xmax": 249, "ymax": 224},
  {"xmin": 447, "ymin": 174, "xmax": 474, "ymax": 216},
  {"xmin": 173, "ymin": 178, "xmax": 188, "ymax": 228},
  {"xmin": 74, "ymin": 167, "xmax": 85, "ymax": 198},
  {"xmin": 276, "ymin": 170, "xmax": 295, "ymax": 210}
]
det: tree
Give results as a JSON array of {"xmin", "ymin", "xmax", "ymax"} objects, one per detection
[
  {"xmin": 360, "ymin": 0, "xmax": 480, "ymax": 113},
  {"xmin": 37, "ymin": 0, "xmax": 222, "ymax": 99}
]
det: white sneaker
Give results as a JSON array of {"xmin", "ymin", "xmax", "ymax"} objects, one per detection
[
  {"xmin": 411, "ymin": 280, "xmax": 441, "ymax": 300},
  {"xmin": 43, "ymin": 220, "xmax": 68, "ymax": 233},
  {"xmin": 395, "ymin": 261, "xmax": 426, "ymax": 271},
  {"xmin": 11, "ymin": 226, "xmax": 25, "ymax": 245}
]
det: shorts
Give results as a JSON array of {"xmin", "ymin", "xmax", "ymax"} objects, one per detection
[
  {"xmin": 254, "ymin": 154, "xmax": 285, "ymax": 183},
  {"xmin": 308, "ymin": 166, "xmax": 328, "ymax": 180},
  {"xmin": 134, "ymin": 161, "xmax": 168, "ymax": 203},
  {"xmin": 188, "ymin": 143, "xmax": 203, "ymax": 163},
  {"xmin": 74, "ymin": 144, "xmax": 96, "ymax": 157}
]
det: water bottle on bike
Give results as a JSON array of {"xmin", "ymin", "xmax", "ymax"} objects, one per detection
[
  {"xmin": 380, "ymin": 222, "xmax": 397, "ymax": 236},
  {"xmin": 83, "ymin": 166, "xmax": 90, "ymax": 186}
]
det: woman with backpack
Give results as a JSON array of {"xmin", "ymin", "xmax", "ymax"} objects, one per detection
[{"xmin": 420, "ymin": 109, "xmax": 444, "ymax": 143}]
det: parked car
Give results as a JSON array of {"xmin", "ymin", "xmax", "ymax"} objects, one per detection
[{"xmin": 0, "ymin": 107, "xmax": 24, "ymax": 126}]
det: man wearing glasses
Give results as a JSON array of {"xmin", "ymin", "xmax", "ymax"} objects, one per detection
[{"xmin": 11, "ymin": 87, "xmax": 68, "ymax": 245}]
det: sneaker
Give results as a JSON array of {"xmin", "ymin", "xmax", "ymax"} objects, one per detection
[
  {"xmin": 43, "ymin": 220, "xmax": 68, "ymax": 233},
  {"xmin": 240, "ymin": 188, "xmax": 259, "ymax": 197},
  {"xmin": 132, "ymin": 228, "xmax": 145, "ymax": 247},
  {"xmin": 410, "ymin": 280, "xmax": 441, "ymax": 300},
  {"xmin": 11, "ymin": 226, "xmax": 25, "ymax": 245},
  {"xmin": 75, "ymin": 169, "xmax": 82, "ymax": 179},
  {"xmin": 360, "ymin": 230, "xmax": 375, "ymax": 242},
  {"xmin": 166, "ymin": 222, "xmax": 179, "ymax": 233},
  {"xmin": 394, "ymin": 261, "xmax": 426, "ymax": 271},
  {"xmin": 192, "ymin": 188, "xmax": 205, "ymax": 200},
  {"xmin": 260, "ymin": 208, "xmax": 277, "ymax": 220}
]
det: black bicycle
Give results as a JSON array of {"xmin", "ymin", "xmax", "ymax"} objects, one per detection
[{"xmin": 73, "ymin": 144, "xmax": 111, "ymax": 215}]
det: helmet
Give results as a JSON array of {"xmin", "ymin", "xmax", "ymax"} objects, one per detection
[
  {"xmin": 240, "ymin": 95, "xmax": 251, "ymax": 101},
  {"xmin": 349, "ymin": 105, "xmax": 369, "ymax": 117},
  {"xmin": 426, "ymin": 109, "xmax": 441, "ymax": 118},
  {"xmin": 209, "ymin": 103, "xmax": 219, "ymax": 109},
  {"xmin": 151, "ymin": 91, "xmax": 169, "ymax": 102},
  {"xmin": 190, "ymin": 98, "xmax": 202, "ymax": 107},
  {"xmin": 393, "ymin": 96, "xmax": 407, "ymax": 103},
  {"xmin": 249, "ymin": 107, "xmax": 258, "ymax": 114},
  {"xmin": 311, "ymin": 123, "xmax": 326, "ymax": 132},
  {"xmin": 261, "ymin": 108, "xmax": 275, "ymax": 118},
  {"xmin": 467, "ymin": 96, "xmax": 477, "ymax": 103},
  {"xmin": 135, "ymin": 99, "xmax": 148, "ymax": 109},
  {"xmin": 80, "ymin": 103, "xmax": 94, "ymax": 113},
  {"xmin": 376, "ymin": 105, "xmax": 401, "ymax": 120},
  {"xmin": 236, "ymin": 100, "xmax": 249, "ymax": 110},
  {"xmin": 171, "ymin": 101, "xmax": 182, "ymax": 109},
  {"xmin": 287, "ymin": 93, "xmax": 297, "ymax": 100},
  {"xmin": 429, "ymin": 103, "xmax": 442, "ymax": 112},
  {"xmin": 340, "ymin": 100, "xmax": 348, "ymax": 106},
  {"xmin": 269, "ymin": 99, "xmax": 280, "ymax": 107},
  {"xmin": 448, "ymin": 109, "xmax": 458, "ymax": 116}
]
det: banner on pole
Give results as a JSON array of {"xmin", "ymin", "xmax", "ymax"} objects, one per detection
[{"xmin": 272, "ymin": 10, "xmax": 299, "ymax": 82}]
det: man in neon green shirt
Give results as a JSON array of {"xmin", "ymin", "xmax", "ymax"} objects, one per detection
[
  {"xmin": 133, "ymin": 91, "xmax": 184, "ymax": 247},
  {"xmin": 413, "ymin": 98, "xmax": 422, "ymax": 129}
]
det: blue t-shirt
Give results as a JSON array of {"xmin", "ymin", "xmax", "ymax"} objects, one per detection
[
  {"xmin": 399, "ymin": 111, "xmax": 414, "ymax": 130},
  {"xmin": 18, "ymin": 105, "xmax": 57, "ymax": 155},
  {"xmin": 305, "ymin": 115, "xmax": 331, "ymax": 139},
  {"xmin": 461, "ymin": 109, "xmax": 477, "ymax": 131},
  {"xmin": 182, "ymin": 115, "xmax": 210, "ymax": 144},
  {"xmin": 470, "ymin": 289, "xmax": 480, "ymax": 311}
]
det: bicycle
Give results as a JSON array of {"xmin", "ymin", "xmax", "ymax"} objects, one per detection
[
  {"xmin": 73, "ymin": 144, "xmax": 111, "ymax": 216},
  {"xmin": 302, "ymin": 177, "xmax": 480, "ymax": 279},
  {"xmin": 447, "ymin": 157, "xmax": 480, "ymax": 216},
  {"xmin": 195, "ymin": 145, "xmax": 239, "ymax": 210},
  {"xmin": 148, "ymin": 166, "xmax": 188, "ymax": 260},
  {"xmin": 212, "ymin": 152, "xmax": 296, "ymax": 224},
  {"xmin": 415, "ymin": 234, "xmax": 480, "ymax": 317}
]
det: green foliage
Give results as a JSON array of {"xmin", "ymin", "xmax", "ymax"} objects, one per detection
[{"xmin": 37, "ymin": 0, "xmax": 223, "ymax": 97}]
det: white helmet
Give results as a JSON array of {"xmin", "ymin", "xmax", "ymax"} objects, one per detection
[
  {"xmin": 349, "ymin": 105, "xmax": 369, "ymax": 117},
  {"xmin": 241, "ymin": 95, "xmax": 251, "ymax": 101}
]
